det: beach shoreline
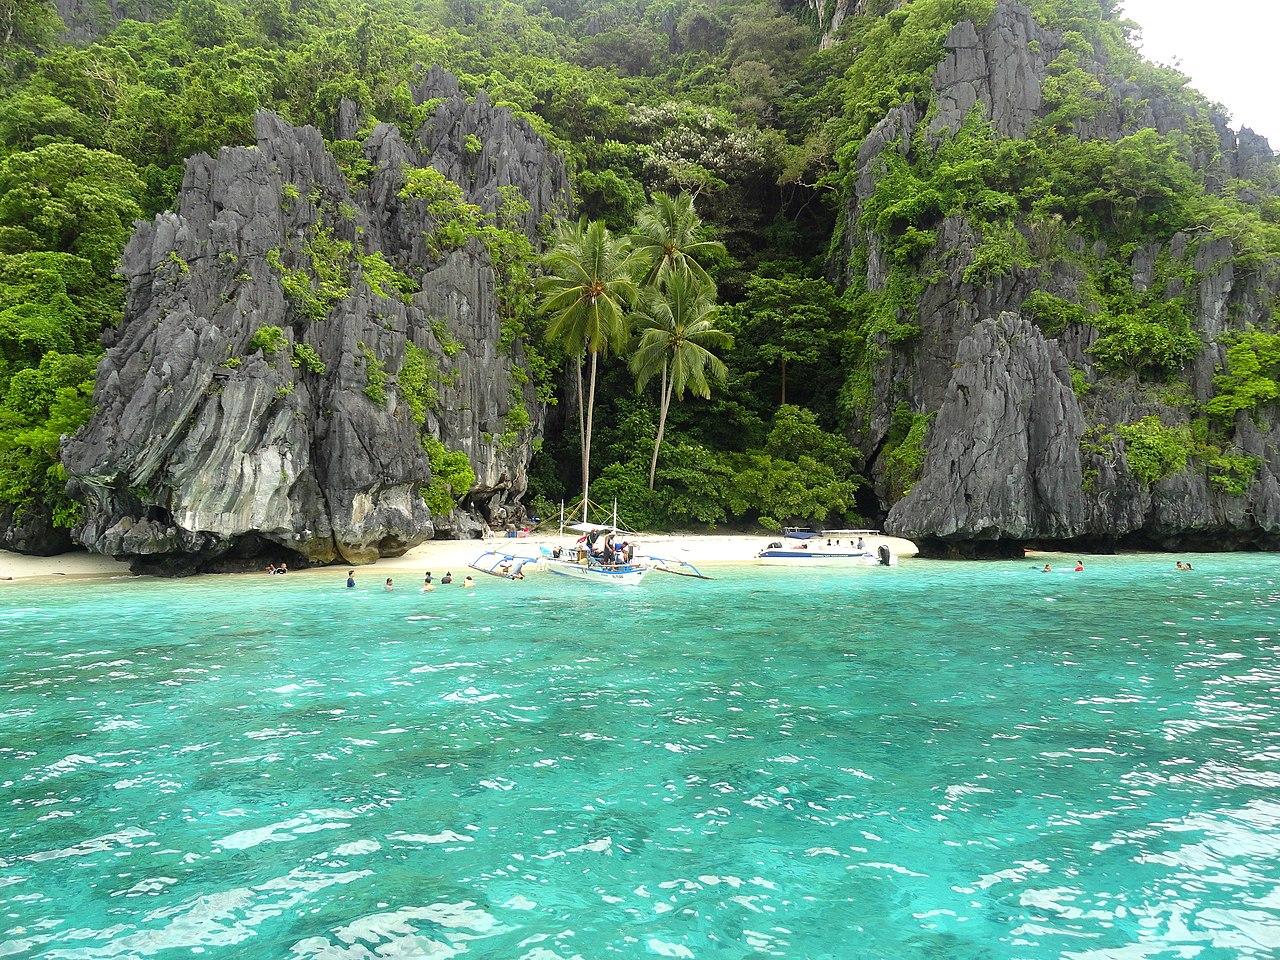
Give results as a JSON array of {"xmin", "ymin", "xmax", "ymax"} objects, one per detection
[{"xmin": 0, "ymin": 532, "xmax": 920, "ymax": 583}]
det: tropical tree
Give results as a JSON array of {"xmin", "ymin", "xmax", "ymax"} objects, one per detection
[
  {"xmin": 630, "ymin": 271, "xmax": 731, "ymax": 489},
  {"xmin": 630, "ymin": 191, "xmax": 726, "ymax": 290},
  {"xmin": 539, "ymin": 217, "xmax": 636, "ymax": 510}
]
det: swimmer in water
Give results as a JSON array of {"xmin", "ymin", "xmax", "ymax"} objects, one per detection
[
  {"xmin": 384, "ymin": 577, "xmax": 394, "ymax": 591},
  {"xmin": 346, "ymin": 570, "xmax": 355, "ymax": 589},
  {"xmin": 1042, "ymin": 563, "xmax": 1052, "ymax": 573},
  {"xmin": 442, "ymin": 572, "xmax": 453, "ymax": 585},
  {"xmin": 463, "ymin": 576, "xmax": 475, "ymax": 589},
  {"xmin": 1074, "ymin": 560, "xmax": 1084, "ymax": 572}
]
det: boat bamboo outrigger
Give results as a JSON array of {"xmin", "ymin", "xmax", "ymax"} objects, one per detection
[{"xmin": 468, "ymin": 550, "xmax": 538, "ymax": 579}]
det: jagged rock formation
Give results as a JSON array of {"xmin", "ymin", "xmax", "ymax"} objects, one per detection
[
  {"xmin": 845, "ymin": 0, "xmax": 1280, "ymax": 553},
  {"xmin": 63, "ymin": 70, "xmax": 569, "ymax": 573},
  {"xmin": 803, "ymin": 0, "xmax": 869, "ymax": 49},
  {"xmin": 0, "ymin": 505, "xmax": 73, "ymax": 557},
  {"xmin": 53, "ymin": 0, "xmax": 154, "ymax": 42},
  {"xmin": 888, "ymin": 313, "xmax": 1088, "ymax": 546}
]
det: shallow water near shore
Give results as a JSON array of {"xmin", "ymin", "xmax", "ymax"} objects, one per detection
[{"xmin": 1, "ymin": 554, "xmax": 1278, "ymax": 958}]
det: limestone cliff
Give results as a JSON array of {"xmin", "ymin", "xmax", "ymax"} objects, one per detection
[
  {"xmin": 63, "ymin": 70, "xmax": 569, "ymax": 573},
  {"xmin": 842, "ymin": 1, "xmax": 1280, "ymax": 554}
]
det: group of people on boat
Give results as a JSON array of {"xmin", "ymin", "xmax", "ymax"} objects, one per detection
[{"xmin": 561, "ymin": 529, "xmax": 636, "ymax": 568}]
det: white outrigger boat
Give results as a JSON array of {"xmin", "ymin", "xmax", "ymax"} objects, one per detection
[
  {"xmin": 756, "ymin": 528, "xmax": 898, "ymax": 567},
  {"xmin": 541, "ymin": 544, "xmax": 651, "ymax": 585},
  {"xmin": 468, "ymin": 500, "xmax": 710, "ymax": 587}
]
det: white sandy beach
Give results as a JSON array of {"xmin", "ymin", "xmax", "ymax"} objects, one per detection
[{"xmin": 0, "ymin": 532, "xmax": 920, "ymax": 582}]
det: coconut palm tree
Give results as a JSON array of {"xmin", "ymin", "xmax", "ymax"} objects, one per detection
[
  {"xmin": 630, "ymin": 192, "xmax": 726, "ymax": 291},
  {"xmin": 629, "ymin": 271, "xmax": 732, "ymax": 489},
  {"xmin": 539, "ymin": 218, "xmax": 636, "ymax": 511}
]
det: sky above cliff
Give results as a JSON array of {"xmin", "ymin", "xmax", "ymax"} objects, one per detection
[{"xmin": 1122, "ymin": 0, "xmax": 1279, "ymax": 147}]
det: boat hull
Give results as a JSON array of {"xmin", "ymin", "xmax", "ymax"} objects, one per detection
[
  {"xmin": 756, "ymin": 550, "xmax": 893, "ymax": 567},
  {"xmin": 544, "ymin": 559, "xmax": 648, "ymax": 585}
]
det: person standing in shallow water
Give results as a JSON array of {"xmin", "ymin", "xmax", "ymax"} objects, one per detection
[
  {"xmin": 384, "ymin": 577, "xmax": 394, "ymax": 591},
  {"xmin": 442, "ymin": 572, "xmax": 453, "ymax": 585},
  {"xmin": 346, "ymin": 570, "xmax": 355, "ymax": 589}
]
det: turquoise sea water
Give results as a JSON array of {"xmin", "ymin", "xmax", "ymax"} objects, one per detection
[{"xmin": 1, "ymin": 555, "xmax": 1278, "ymax": 959}]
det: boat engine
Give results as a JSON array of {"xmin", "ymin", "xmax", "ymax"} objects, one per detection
[{"xmin": 877, "ymin": 544, "xmax": 892, "ymax": 567}]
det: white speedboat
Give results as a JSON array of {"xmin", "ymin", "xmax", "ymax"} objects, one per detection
[{"xmin": 757, "ymin": 529, "xmax": 896, "ymax": 567}]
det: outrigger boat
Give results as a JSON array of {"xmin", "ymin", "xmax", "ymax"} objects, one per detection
[
  {"xmin": 467, "ymin": 499, "xmax": 711, "ymax": 587},
  {"xmin": 540, "ymin": 520, "xmax": 712, "ymax": 586}
]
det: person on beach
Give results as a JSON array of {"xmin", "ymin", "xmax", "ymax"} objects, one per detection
[
  {"xmin": 1074, "ymin": 560, "xmax": 1084, "ymax": 572},
  {"xmin": 346, "ymin": 570, "xmax": 355, "ymax": 589},
  {"xmin": 442, "ymin": 572, "xmax": 453, "ymax": 585},
  {"xmin": 384, "ymin": 577, "xmax": 394, "ymax": 591}
]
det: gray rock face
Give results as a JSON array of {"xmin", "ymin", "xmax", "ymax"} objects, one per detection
[
  {"xmin": 0, "ymin": 505, "xmax": 74, "ymax": 556},
  {"xmin": 846, "ymin": 0, "xmax": 1280, "ymax": 552},
  {"xmin": 925, "ymin": 1, "xmax": 1265, "ymax": 177},
  {"xmin": 888, "ymin": 314, "xmax": 1088, "ymax": 542},
  {"xmin": 63, "ymin": 71, "xmax": 569, "ymax": 572},
  {"xmin": 53, "ymin": 0, "xmax": 153, "ymax": 42},
  {"xmin": 886, "ymin": 310, "xmax": 1280, "ymax": 552}
]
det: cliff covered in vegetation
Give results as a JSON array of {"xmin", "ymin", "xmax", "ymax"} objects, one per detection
[
  {"xmin": 62, "ymin": 70, "xmax": 564, "ymax": 572},
  {"xmin": 833, "ymin": 1, "xmax": 1280, "ymax": 553},
  {"xmin": 0, "ymin": 0, "xmax": 1277, "ymax": 563}
]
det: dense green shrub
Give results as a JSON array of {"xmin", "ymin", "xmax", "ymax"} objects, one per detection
[
  {"xmin": 397, "ymin": 342, "xmax": 440, "ymax": 425},
  {"xmin": 290, "ymin": 342, "xmax": 327, "ymax": 375},
  {"xmin": 422, "ymin": 436, "xmax": 476, "ymax": 516},
  {"xmin": 881, "ymin": 405, "xmax": 932, "ymax": 502},
  {"xmin": 1207, "ymin": 452, "xmax": 1261, "ymax": 496},
  {"xmin": 249, "ymin": 325, "xmax": 287, "ymax": 355},
  {"xmin": 358, "ymin": 341, "xmax": 387, "ymax": 405},
  {"xmin": 1206, "ymin": 331, "xmax": 1280, "ymax": 419},
  {"xmin": 0, "ymin": 351, "xmax": 96, "ymax": 528},
  {"xmin": 1115, "ymin": 417, "xmax": 1192, "ymax": 486}
]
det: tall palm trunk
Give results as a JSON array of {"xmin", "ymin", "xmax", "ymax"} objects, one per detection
[
  {"xmin": 575, "ymin": 353, "xmax": 586, "ymax": 510},
  {"xmin": 582, "ymin": 350, "xmax": 599, "ymax": 510},
  {"xmin": 648, "ymin": 359, "xmax": 673, "ymax": 491}
]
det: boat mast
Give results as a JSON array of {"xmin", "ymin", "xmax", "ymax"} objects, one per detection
[{"xmin": 612, "ymin": 498, "xmax": 617, "ymax": 536}]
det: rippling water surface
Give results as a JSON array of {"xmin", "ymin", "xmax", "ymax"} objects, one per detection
[{"xmin": 2, "ymin": 555, "xmax": 1279, "ymax": 959}]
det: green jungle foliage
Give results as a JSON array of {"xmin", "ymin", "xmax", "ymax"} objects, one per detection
[
  {"xmin": 0, "ymin": 0, "xmax": 1277, "ymax": 533},
  {"xmin": 422, "ymin": 435, "xmax": 476, "ymax": 516}
]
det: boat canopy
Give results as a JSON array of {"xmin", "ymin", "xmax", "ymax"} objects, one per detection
[{"xmin": 783, "ymin": 527, "xmax": 819, "ymax": 540}]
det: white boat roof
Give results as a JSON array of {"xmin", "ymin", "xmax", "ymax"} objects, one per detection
[{"xmin": 565, "ymin": 522, "xmax": 616, "ymax": 533}]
